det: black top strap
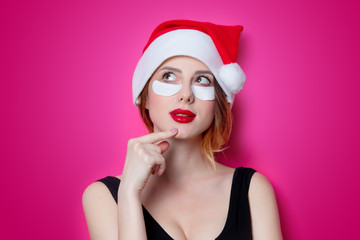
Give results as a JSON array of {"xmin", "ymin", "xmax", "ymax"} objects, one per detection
[{"xmin": 97, "ymin": 176, "xmax": 120, "ymax": 203}]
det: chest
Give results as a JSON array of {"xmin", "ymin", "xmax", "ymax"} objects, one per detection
[{"xmin": 141, "ymin": 179, "xmax": 232, "ymax": 239}]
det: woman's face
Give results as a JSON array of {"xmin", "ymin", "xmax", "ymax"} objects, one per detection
[{"xmin": 146, "ymin": 56, "xmax": 216, "ymax": 139}]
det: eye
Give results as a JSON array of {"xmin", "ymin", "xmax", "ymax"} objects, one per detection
[
  {"xmin": 162, "ymin": 72, "xmax": 176, "ymax": 82},
  {"xmin": 195, "ymin": 76, "xmax": 211, "ymax": 85}
]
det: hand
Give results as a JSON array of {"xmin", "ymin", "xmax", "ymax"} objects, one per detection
[{"xmin": 121, "ymin": 128, "xmax": 178, "ymax": 195}]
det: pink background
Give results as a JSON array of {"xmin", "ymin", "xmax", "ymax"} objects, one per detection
[{"xmin": 2, "ymin": 0, "xmax": 359, "ymax": 239}]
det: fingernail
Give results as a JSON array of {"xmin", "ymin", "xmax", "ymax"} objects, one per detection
[{"xmin": 170, "ymin": 128, "xmax": 178, "ymax": 133}]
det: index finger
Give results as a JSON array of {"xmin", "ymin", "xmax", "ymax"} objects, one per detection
[{"xmin": 136, "ymin": 128, "xmax": 178, "ymax": 144}]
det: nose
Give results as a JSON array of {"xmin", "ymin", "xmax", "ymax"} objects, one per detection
[{"xmin": 177, "ymin": 83, "xmax": 194, "ymax": 104}]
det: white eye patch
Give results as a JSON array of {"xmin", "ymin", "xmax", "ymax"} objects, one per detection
[
  {"xmin": 191, "ymin": 85, "xmax": 215, "ymax": 100},
  {"xmin": 152, "ymin": 80, "xmax": 182, "ymax": 96},
  {"xmin": 152, "ymin": 80, "xmax": 215, "ymax": 100}
]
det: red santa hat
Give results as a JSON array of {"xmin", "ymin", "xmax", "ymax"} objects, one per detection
[{"xmin": 132, "ymin": 19, "xmax": 246, "ymax": 107}]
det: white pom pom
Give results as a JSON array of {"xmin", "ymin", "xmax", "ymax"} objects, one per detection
[{"xmin": 218, "ymin": 63, "xmax": 246, "ymax": 94}]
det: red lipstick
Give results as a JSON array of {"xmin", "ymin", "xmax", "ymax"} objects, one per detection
[{"xmin": 170, "ymin": 109, "xmax": 196, "ymax": 123}]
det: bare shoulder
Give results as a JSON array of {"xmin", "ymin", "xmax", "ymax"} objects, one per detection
[
  {"xmin": 82, "ymin": 181, "xmax": 114, "ymax": 204},
  {"xmin": 248, "ymin": 172, "xmax": 283, "ymax": 240},
  {"xmin": 82, "ymin": 180, "xmax": 119, "ymax": 240},
  {"xmin": 82, "ymin": 175, "xmax": 121, "ymax": 202},
  {"xmin": 249, "ymin": 172, "xmax": 275, "ymax": 197},
  {"xmin": 82, "ymin": 175, "xmax": 121, "ymax": 213}
]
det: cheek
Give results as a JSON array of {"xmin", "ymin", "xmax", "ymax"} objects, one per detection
[
  {"xmin": 147, "ymin": 91, "xmax": 162, "ymax": 111},
  {"xmin": 147, "ymin": 88, "xmax": 169, "ymax": 117},
  {"xmin": 199, "ymin": 102, "xmax": 216, "ymax": 124},
  {"xmin": 146, "ymin": 81, "xmax": 167, "ymax": 110},
  {"xmin": 147, "ymin": 94, "xmax": 171, "ymax": 131}
]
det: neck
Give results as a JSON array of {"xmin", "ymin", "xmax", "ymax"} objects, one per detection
[{"xmin": 158, "ymin": 135, "xmax": 214, "ymax": 185}]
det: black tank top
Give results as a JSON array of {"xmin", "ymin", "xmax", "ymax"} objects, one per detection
[{"xmin": 98, "ymin": 167, "xmax": 256, "ymax": 240}]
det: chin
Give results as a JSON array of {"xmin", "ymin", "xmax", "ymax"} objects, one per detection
[{"xmin": 174, "ymin": 127, "xmax": 204, "ymax": 140}]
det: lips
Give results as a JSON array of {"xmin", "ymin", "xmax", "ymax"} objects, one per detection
[{"xmin": 170, "ymin": 108, "xmax": 196, "ymax": 123}]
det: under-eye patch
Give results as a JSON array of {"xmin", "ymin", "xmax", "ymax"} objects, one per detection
[
  {"xmin": 152, "ymin": 80, "xmax": 182, "ymax": 96},
  {"xmin": 191, "ymin": 85, "xmax": 215, "ymax": 100},
  {"xmin": 152, "ymin": 80, "xmax": 215, "ymax": 100}
]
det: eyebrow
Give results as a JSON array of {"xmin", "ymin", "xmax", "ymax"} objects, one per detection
[
  {"xmin": 195, "ymin": 70, "xmax": 213, "ymax": 75},
  {"xmin": 159, "ymin": 67, "xmax": 213, "ymax": 76},
  {"xmin": 159, "ymin": 66, "xmax": 182, "ymax": 73}
]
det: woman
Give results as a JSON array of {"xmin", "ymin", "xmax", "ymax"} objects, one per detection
[{"xmin": 83, "ymin": 20, "xmax": 283, "ymax": 240}]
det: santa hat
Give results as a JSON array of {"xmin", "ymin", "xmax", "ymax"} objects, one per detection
[{"xmin": 132, "ymin": 19, "xmax": 246, "ymax": 107}]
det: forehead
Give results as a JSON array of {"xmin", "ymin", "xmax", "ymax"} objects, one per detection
[{"xmin": 157, "ymin": 56, "xmax": 211, "ymax": 72}]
